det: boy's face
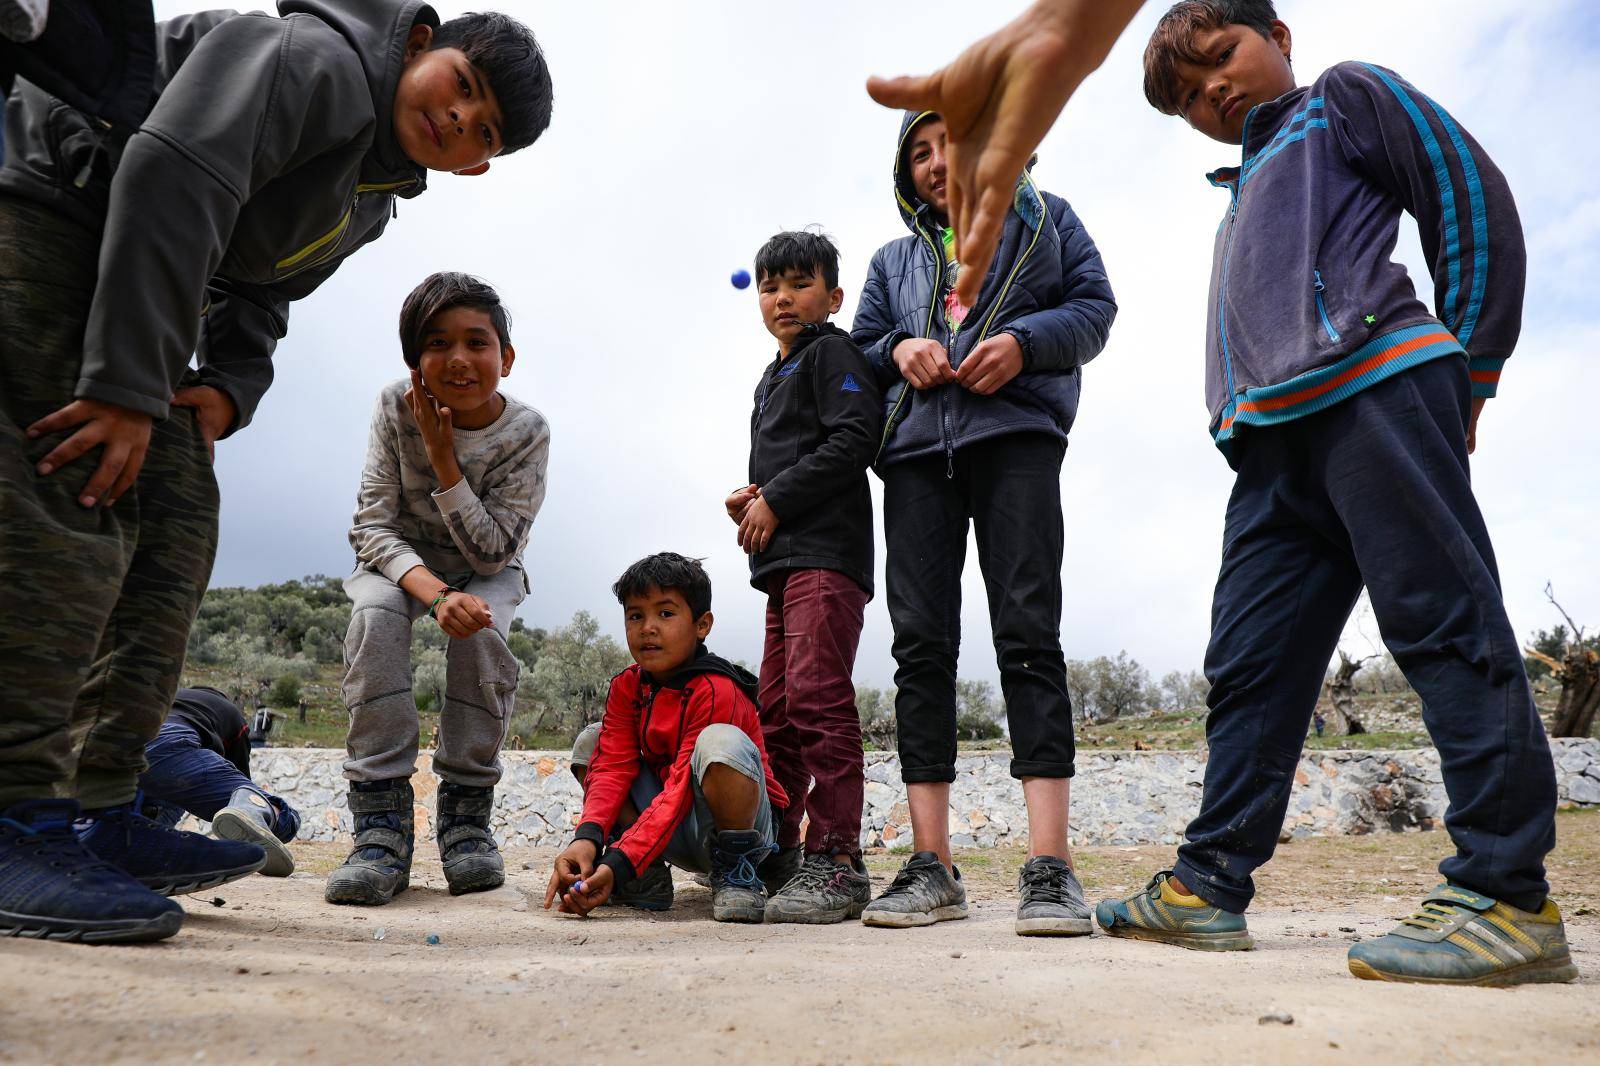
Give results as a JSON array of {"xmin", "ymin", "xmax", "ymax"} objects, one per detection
[
  {"xmin": 906, "ymin": 117, "xmax": 949, "ymax": 216},
  {"xmin": 415, "ymin": 306, "xmax": 514, "ymax": 418},
  {"xmin": 758, "ymin": 267, "xmax": 843, "ymax": 350},
  {"xmin": 393, "ymin": 25, "xmax": 504, "ymax": 175},
  {"xmin": 622, "ymin": 587, "xmax": 712, "ymax": 677},
  {"xmin": 1170, "ymin": 22, "xmax": 1295, "ymax": 145}
]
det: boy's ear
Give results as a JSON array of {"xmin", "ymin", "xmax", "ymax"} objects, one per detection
[
  {"xmin": 694, "ymin": 611, "xmax": 713, "ymax": 641},
  {"xmin": 829, "ymin": 287, "xmax": 844, "ymax": 315},
  {"xmin": 1270, "ymin": 20, "xmax": 1292, "ymax": 62},
  {"xmin": 403, "ymin": 23, "xmax": 433, "ymax": 61},
  {"xmin": 454, "ymin": 162, "xmax": 491, "ymax": 177},
  {"xmin": 500, "ymin": 344, "xmax": 515, "ymax": 377}
]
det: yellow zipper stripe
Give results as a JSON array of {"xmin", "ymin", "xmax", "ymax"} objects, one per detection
[
  {"xmin": 275, "ymin": 180, "xmax": 416, "ymax": 272},
  {"xmin": 972, "ymin": 173, "xmax": 1046, "ymax": 344}
]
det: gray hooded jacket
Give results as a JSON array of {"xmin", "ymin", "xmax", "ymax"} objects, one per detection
[{"xmin": 0, "ymin": 0, "xmax": 437, "ymax": 434}]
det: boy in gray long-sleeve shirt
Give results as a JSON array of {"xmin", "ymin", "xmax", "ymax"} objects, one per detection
[{"xmin": 328, "ymin": 272, "xmax": 549, "ymax": 907}]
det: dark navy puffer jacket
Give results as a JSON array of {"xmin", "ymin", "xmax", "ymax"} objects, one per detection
[{"xmin": 851, "ymin": 110, "xmax": 1116, "ymax": 468}]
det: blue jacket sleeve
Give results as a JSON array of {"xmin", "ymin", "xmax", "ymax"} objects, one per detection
[
  {"xmin": 998, "ymin": 194, "xmax": 1117, "ymax": 373},
  {"xmin": 1325, "ymin": 62, "xmax": 1525, "ymax": 398},
  {"xmin": 850, "ymin": 250, "xmax": 910, "ymax": 386}
]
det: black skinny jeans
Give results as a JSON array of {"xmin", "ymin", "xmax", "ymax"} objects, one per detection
[{"xmin": 882, "ymin": 432, "xmax": 1075, "ymax": 783}]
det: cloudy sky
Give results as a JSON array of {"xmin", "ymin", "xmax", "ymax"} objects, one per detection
[{"xmin": 161, "ymin": 0, "xmax": 1600, "ymax": 687}]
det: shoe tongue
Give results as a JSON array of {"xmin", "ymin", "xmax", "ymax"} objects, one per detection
[
  {"xmin": 1424, "ymin": 884, "xmax": 1495, "ymax": 912},
  {"xmin": 5, "ymin": 798, "xmax": 80, "ymax": 830}
]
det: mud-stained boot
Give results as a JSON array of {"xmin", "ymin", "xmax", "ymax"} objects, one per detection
[
  {"xmin": 325, "ymin": 779, "xmax": 413, "ymax": 906},
  {"xmin": 436, "ymin": 782, "xmax": 504, "ymax": 896}
]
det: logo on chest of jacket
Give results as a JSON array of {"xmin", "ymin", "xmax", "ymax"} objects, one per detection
[{"xmin": 841, "ymin": 373, "xmax": 862, "ymax": 393}]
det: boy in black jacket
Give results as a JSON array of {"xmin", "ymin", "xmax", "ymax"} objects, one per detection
[
  {"xmin": 724, "ymin": 230, "xmax": 882, "ymax": 924},
  {"xmin": 0, "ymin": 0, "xmax": 552, "ymax": 944}
]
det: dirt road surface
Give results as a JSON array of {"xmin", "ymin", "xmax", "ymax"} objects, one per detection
[{"xmin": 3, "ymin": 812, "xmax": 1596, "ymax": 1065}]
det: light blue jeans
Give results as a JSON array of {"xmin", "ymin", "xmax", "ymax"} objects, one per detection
[{"xmin": 571, "ymin": 722, "xmax": 774, "ymax": 874}]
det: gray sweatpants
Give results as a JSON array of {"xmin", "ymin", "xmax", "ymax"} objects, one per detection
[{"xmin": 341, "ymin": 565, "xmax": 525, "ymax": 786}]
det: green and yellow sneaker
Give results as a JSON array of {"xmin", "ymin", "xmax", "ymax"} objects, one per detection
[
  {"xmin": 1348, "ymin": 884, "xmax": 1579, "ymax": 986},
  {"xmin": 1094, "ymin": 871, "xmax": 1253, "ymax": 951}
]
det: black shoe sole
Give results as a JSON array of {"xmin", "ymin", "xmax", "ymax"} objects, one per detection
[
  {"xmin": 1, "ymin": 906, "xmax": 183, "ymax": 944},
  {"xmin": 136, "ymin": 854, "xmax": 268, "ymax": 897},
  {"xmin": 325, "ymin": 871, "xmax": 409, "ymax": 906}
]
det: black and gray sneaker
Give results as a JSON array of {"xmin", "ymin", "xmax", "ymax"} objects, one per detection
[
  {"xmin": 861, "ymin": 851, "xmax": 967, "ymax": 928},
  {"xmin": 1015, "ymin": 855, "xmax": 1091, "ymax": 936},
  {"xmin": 609, "ymin": 860, "xmax": 674, "ymax": 911},
  {"xmin": 710, "ymin": 829, "xmax": 773, "ymax": 923},
  {"xmin": 765, "ymin": 852, "xmax": 872, "ymax": 925}
]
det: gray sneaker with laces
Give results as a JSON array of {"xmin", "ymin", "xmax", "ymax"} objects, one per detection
[
  {"xmin": 1015, "ymin": 855, "xmax": 1091, "ymax": 936},
  {"xmin": 764, "ymin": 852, "xmax": 872, "ymax": 925},
  {"xmin": 861, "ymin": 850, "xmax": 967, "ymax": 928}
]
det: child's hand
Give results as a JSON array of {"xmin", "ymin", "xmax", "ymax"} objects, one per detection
[
  {"xmin": 406, "ymin": 369, "xmax": 457, "ymax": 456},
  {"xmin": 1467, "ymin": 397, "xmax": 1486, "ymax": 454},
  {"xmin": 724, "ymin": 484, "xmax": 759, "ymax": 524},
  {"xmin": 893, "ymin": 337, "xmax": 955, "ymax": 390},
  {"xmin": 561, "ymin": 864, "xmax": 615, "ymax": 915},
  {"xmin": 25, "ymin": 398, "xmax": 154, "ymax": 508},
  {"xmin": 171, "ymin": 385, "xmax": 237, "ymax": 460},
  {"xmin": 435, "ymin": 591, "xmax": 494, "ymax": 638},
  {"xmin": 737, "ymin": 494, "xmax": 780, "ymax": 554},
  {"xmin": 544, "ymin": 840, "xmax": 599, "ymax": 912},
  {"xmin": 954, "ymin": 333, "xmax": 1023, "ymax": 395}
]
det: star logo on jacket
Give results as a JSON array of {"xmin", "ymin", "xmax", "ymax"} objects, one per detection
[{"xmin": 841, "ymin": 373, "xmax": 862, "ymax": 393}]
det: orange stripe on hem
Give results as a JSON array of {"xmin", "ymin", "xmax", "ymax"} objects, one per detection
[
  {"xmin": 1470, "ymin": 370, "xmax": 1501, "ymax": 383},
  {"xmin": 1235, "ymin": 332, "xmax": 1456, "ymax": 415}
]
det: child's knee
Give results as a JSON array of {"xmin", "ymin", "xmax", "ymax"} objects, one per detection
[
  {"xmin": 691, "ymin": 724, "xmax": 762, "ymax": 783},
  {"xmin": 571, "ymin": 723, "xmax": 602, "ymax": 773}
]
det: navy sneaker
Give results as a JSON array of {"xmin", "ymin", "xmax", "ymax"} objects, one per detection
[
  {"xmin": 79, "ymin": 802, "xmax": 267, "ymax": 896},
  {"xmin": 1, "ymin": 799, "xmax": 183, "ymax": 943}
]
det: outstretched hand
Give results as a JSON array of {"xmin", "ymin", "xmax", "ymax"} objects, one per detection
[{"xmin": 867, "ymin": 0, "xmax": 1145, "ymax": 306}]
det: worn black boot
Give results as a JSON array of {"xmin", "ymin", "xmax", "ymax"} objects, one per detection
[
  {"xmin": 325, "ymin": 779, "xmax": 413, "ymax": 906},
  {"xmin": 436, "ymin": 782, "xmax": 504, "ymax": 896}
]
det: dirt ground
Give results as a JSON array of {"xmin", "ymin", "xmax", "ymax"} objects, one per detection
[{"xmin": 2, "ymin": 812, "xmax": 1596, "ymax": 1066}]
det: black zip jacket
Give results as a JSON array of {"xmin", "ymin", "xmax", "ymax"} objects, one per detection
[
  {"xmin": 165, "ymin": 686, "xmax": 252, "ymax": 776},
  {"xmin": 746, "ymin": 322, "xmax": 881, "ymax": 596}
]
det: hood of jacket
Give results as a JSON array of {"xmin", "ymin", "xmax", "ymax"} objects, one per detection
[
  {"xmin": 650, "ymin": 646, "xmax": 760, "ymax": 706},
  {"xmin": 280, "ymin": 0, "xmax": 436, "ymax": 188}
]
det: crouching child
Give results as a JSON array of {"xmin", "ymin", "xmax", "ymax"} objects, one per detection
[
  {"xmin": 547, "ymin": 554, "xmax": 790, "ymax": 923},
  {"xmin": 327, "ymin": 272, "xmax": 550, "ymax": 906}
]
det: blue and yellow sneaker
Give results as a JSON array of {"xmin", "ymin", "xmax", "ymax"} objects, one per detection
[
  {"xmin": 1348, "ymin": 884, "xmax": 1579, "ymax": 986},
  {"xmin": 1094, "ymin": 871, "xmax": 1254, "ymax": 951}
]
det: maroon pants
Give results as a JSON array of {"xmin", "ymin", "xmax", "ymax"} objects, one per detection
[{"xmin": 758, "ymin": 568, "xmax": 869, "ymax": 858}]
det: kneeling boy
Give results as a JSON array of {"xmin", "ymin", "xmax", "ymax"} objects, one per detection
[
  {"xmin": 546, "ymin": 554, "xmax": 789, "ymax": 923},
  {"xmin": 1095, "ymin": 1, "xmax": 1575, "ymax": 987},
  {"xmin": 327, "ymin": 272, "xmax": 550, "ymax": 906}
]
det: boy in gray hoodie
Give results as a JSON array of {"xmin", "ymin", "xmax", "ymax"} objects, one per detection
[{"xmin": 0, "ymin": 0, "xmax": 551, "ymax": 943}]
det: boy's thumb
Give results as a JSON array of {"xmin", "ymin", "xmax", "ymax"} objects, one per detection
[{"xmin": 866, "ymin": 72, "xmax": 939, "ymax": 111}]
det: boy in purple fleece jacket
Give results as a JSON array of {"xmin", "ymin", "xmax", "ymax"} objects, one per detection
[{"xmin": 1093, "ymin": 0, "xmax": 1575, "ymax": 988}]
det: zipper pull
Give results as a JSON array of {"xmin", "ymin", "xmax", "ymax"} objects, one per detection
[{"xmin": 1314, "ymin": 269, "xmax": 1326, "ymax": 292}]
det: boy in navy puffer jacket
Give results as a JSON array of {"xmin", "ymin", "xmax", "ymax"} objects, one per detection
[
  {"xmin": 1094, "ymin": 0, "xmax": 1574, "ymax": 988},
  {"xmin": 852, "ymin": 110, "xmax": 1115, "ymax": 937}
]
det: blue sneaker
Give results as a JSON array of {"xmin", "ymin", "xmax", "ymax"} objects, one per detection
[
  {"xmin": 1, "ymin": 799, "xmax": 183, "ymax": 943},
  {"xmin": 80, "ymin": 802, "xmax": 266, "ymax": 896},
  {"xmin": 1094, "ymin": 871, "xmax": 1254, "ymax": 951}
]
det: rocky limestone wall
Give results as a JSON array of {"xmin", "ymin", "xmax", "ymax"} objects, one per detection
[{"xmin": 236, "ymin": 738, "xmax": 1600, "ymax": 849}]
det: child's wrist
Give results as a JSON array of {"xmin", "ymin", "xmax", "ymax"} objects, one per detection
[{"xmin": 427, "ymin": 586, "xmax": 459, "ymax": 619}]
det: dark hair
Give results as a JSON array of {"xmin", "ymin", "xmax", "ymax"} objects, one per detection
[
  {"xmin": 612, "ymin": 552, "xmax": 713, "ymax": 619},
  {"xmin": 431, "ymin": 12, "xmax": 554, "ymax": 154},
  {"xmin": 398, "ymin": 272, "xmax": 512, "ymax": 368},
  {"xmin": 754, "ymin": 229, "xmax": 841, "ymax": 290},
  {"xmin": 1143, "ymin": 0, "xmax": 1278, "ymax": 114}
]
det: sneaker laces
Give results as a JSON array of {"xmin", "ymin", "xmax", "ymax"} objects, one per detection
[
  {"xmin": 1021, "ymin": 861, "xmax": 1076, "ymax": 905},
  {"xmin": 879, "ymin": 858, "xmax": 938, "ymax": 899},
  {"xmin": 782, "ymin": 854, "xmax": 839, "ymax": 894},
  {"xmin": 3, "ymin": 812, "xmax": 121, "ymax": 875},
  {"xmin": 713, "ymin": 840, "xmax": 776, "ymax": 890},
  {"xmin": 1401, "ymin": 898, "xmax": 1466, "ymax": 931}
]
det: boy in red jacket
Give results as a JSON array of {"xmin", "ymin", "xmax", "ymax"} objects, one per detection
[{"xmin": 545, "ymin": 553, "xmax": 788, "ymax": 923}]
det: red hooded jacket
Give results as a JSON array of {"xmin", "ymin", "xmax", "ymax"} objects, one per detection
[{"xmin": 573, "ymin": 650, "xmax": 788, "ymax": 883}]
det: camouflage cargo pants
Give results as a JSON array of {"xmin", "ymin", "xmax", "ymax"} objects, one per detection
[{"xmin": 0, "ymin": 196, "xmax": 218, "ymax": 809}]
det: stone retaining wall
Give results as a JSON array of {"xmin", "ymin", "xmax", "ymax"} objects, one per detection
[{"xmin": 239, "ymin": 738, "xmax": 1600, "ymax": 850}]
